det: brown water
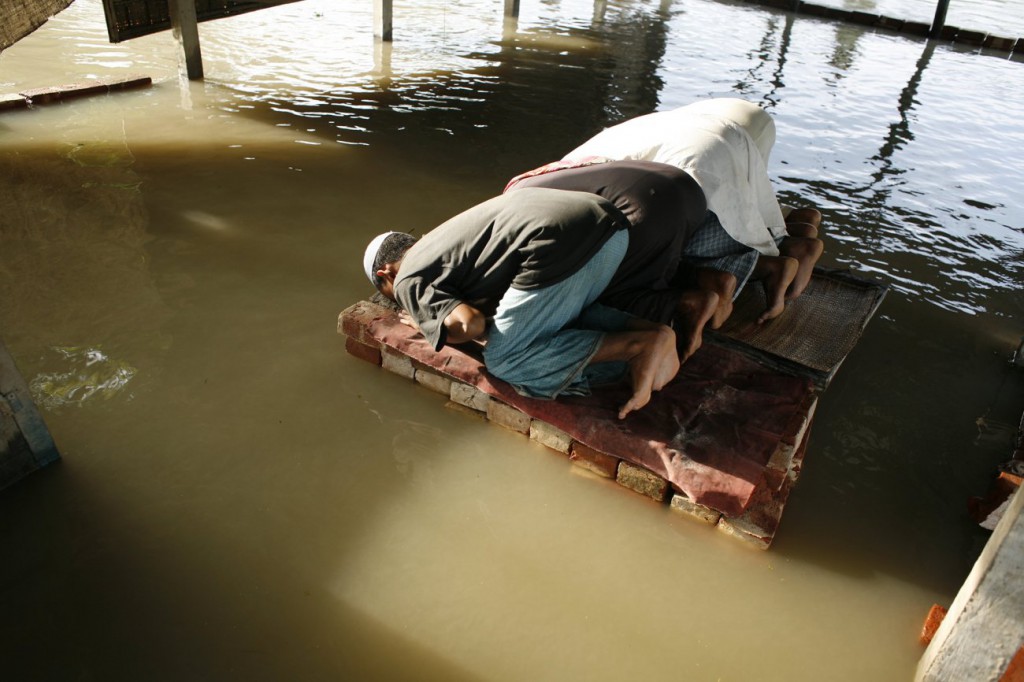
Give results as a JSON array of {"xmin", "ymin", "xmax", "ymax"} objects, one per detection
[{"xmin": 2, "ymin": 0, "xmax": 1023, "ymax": 680}]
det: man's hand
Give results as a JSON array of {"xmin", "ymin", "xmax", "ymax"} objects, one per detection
[
  {"xmin": 444, "ymin": 303, "xmax": 487, "ymax": 344},
  {"xmin": 398, "ymin": 310, "xmax": 421, "ymax": 333}
]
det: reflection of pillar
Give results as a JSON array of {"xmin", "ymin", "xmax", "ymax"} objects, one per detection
[
  {"xmin": 502, "ymin": 14, "xmax": 518, "ymax": 41},
  {"xmin": 168, "ymin": 0, "xmax": 203, "ymax": 80},
  {"xmin": 762, "ymin": 14, "xmax": 794, "ymax": 105},
  {"xmin": 593, "ymin": 0, "xmax": 607, "ymax": 25},
  {"xmin": 504, "ymin": 0, "xmax": 520, "ymax": 18},
  {"xmin": 730, "ymin": 13, "xmax": 789, "ymax": 107},
  {"xmin": 867, "ymin": 41, "xmax": 935, "ymax": 190},
  {"xmin": 373, "ymin": 39, "xmax": 393, "ymax": 80},
  {"xmin": 374, "ymin": 0, "xmax": 393, "ymax": 41}
]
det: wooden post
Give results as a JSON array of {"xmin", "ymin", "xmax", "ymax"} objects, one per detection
[
  {"xmin": 504, "ymin": 0, "xmax": 520, "ymax": 19},
  {"xmin": 168, "ymin": 0, "xmax": 203, "ymax": 80},
  {"xmin": 930, "ymin": 0, "xmax": 950, "ymax": 38},
  {"xmin": 374, "ymin": 0, "xmax": 393, "ymax": 41},
  {"xmin": 916, "ymin": 486, "xmax": 1024, "ymax": 680},
  {"xmin": 1, "ymin": 340, "xmax": 59, "ymax": 490}
]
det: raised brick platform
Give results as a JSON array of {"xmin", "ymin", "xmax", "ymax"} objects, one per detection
[{"xmin": 339, "ymin": 299, "xmax": 818, "ymax": 548}]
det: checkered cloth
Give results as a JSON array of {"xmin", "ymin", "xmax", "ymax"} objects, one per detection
[{"xmin": 681, "ymin": 211, "xmax": 760, "ymax": 298}]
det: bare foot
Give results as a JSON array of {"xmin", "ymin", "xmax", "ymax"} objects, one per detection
[
  {"xmin": 785, "ymin": 208, "xmax": 821, "ymax": 238},
  {"xmin": 778, "ymin": 236, "xmax": 824, "ymax": 300},
  {"xmin": 675, "ymin": 289, "xmax": 719, "ymax": 362},
  {"xmin": 695, "ymin": 268, "xmax": 737, "ymax": 328},
  {"xmin": 755, "ymin": 255, "xmax": 798, "ymax": 324},
  {"xmin": 619, "ymin": 327, "xmax": 679, "ymax": 420}
]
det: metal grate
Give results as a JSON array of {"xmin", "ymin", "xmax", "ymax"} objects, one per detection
[{"xmin": 101, "ymin": 0, "xmax": 300, "ymax": 43}]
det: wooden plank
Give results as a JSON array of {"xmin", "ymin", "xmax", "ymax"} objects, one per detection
[{"xmin": 916, "ymin": 486, "xmax": 1024, "ymax": 680}]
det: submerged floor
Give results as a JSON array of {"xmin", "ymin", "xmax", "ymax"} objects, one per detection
[{"xmin": 1, "ymin": 0, "xmax": 1023, "ymax": 680}]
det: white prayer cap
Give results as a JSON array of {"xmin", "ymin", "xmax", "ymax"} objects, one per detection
[{"xmin": 363, "ymin": 232, "xmax": 399, "ymax": 284}]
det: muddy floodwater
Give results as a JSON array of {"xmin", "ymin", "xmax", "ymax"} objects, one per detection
[{"xmin": 1, "ymin": 0, "xmax": 1023, "ymax": 680}]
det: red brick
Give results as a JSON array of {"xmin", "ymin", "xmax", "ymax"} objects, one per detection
[
  {"xmin": 414, "ymin": 367, "xmax": 452, "ymax": 396},
  {"xmin": 450, "ymin": 382, "xmax": 490, "ymax": 412},
  {"xmin": 529, "ymin": 420, "xmax": 572, "ymax": 454},
  {"xmin": 569, "ymin": 442, "xmax": 619, "ymax": 478},
  {"xmin": 345, "ymin": 337, "xmax": 381, "ymax": 366},
  {"xmin": 381, "ymin": 347, "xmax": 415, "ymax": 379},
  {"xmin": 616, "ymin": 462, "xmax": 668, "ymax": 502},
  {"xmin": 919, "ymin": 604, "xmax": 947, "ymax": 645},
  {"xmin": 670, "ymin": 494, "xmax": 722, "ymax": 524},
  {"xmin": 716, "ymin": 475, "xmax": 795, "ymax": 549},
  {"xmin": 487, "ymin": 400, "xmax": 530, "ymax": 434},
  {"xmin": 1000, "ymin": 645, "xmax": 1024, "ymax": 682},
  {"xmin": 338, "ymin": 301, "xmax": 390, "ymax": 346}
]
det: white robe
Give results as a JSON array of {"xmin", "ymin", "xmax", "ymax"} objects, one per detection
[{"xmin": 564, "ymin": 99, "xmax": 787, "ymax": 257}]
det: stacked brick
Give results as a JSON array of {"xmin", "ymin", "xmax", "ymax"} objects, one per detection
[{"xmin": 340, "ymin": 301, "xmax": 812, "ymax": 549}]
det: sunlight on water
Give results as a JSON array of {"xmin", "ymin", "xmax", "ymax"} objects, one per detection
[{"xmin": 29, "ymin": 346, "xmax": 137, "ymax": 409}]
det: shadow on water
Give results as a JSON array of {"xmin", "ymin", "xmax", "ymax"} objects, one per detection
[{"xmin": 0, "ymin": 463, "xmax": 483, "ymax": 681}]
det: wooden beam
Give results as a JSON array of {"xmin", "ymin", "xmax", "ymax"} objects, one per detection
[
  {"xmin": 916, "ymin": 486, "xmax": 1024, "ymax": 680},
  {"xmin": 1, "ymin": 339, "xmax": 60, "ymax": 491},
  {"xmin": 168, "ymin": 0, "xmax": 203, "ymax": 80},
  {"xmin": 374, "ymin": 0, "xmax": 393, "ymax": 41}
]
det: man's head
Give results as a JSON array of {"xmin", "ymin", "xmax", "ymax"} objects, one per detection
[{"xmin": 363, "ymin": 231, "xmax": 417, "ymax": 300}]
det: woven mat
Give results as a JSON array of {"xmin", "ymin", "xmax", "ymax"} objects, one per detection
[{"xmin": 711, "ymin": 270, "xmax": 886, "ymax": 379}]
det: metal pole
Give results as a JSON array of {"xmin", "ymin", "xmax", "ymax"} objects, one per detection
[{"xmin": 930, "ymin": 0, "xmax": 950, "ymax": 38}]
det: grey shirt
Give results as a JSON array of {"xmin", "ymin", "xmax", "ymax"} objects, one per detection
[
  {"xmin": 507, "ymin": 160, "xmax": 707, "ymax": 324},
  {"xmin": 394, "ymin": 188, "xmax": 629, "ymax": 351}
]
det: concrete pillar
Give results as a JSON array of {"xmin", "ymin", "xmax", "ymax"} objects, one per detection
[
  {"xmin": 168, "ymin": 0, "xmax": 203, "ymax": 80},
  {"xmin": 1, "ymin": 340, "xmax": 59, "ymax": 490},
  {"xmin": 916, "ymin": 485, "xmax": 1024, "ymax": 681},
  {"xmin": 374, "ymin": 0, "xmax": 393, "ymax": 41},
  {"xmin": 504, "ymin": 0, "xmax": 520, "ymax": 19}
]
